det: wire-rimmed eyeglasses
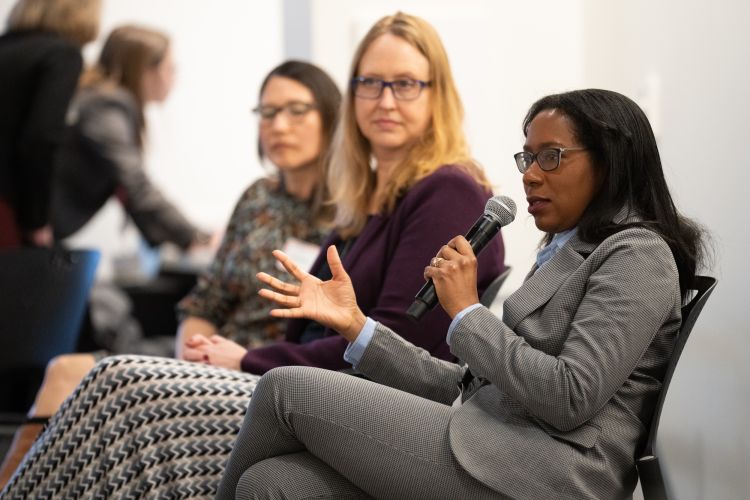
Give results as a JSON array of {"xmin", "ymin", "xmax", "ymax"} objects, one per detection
[
  {"xmin": 252, "ymin": 101, "xmax": 316, "ymax": 122},
  {"xmin": 513, "ymin": 147, "xmax": 587, "ymax": 173},
  {"xmin": 351, "ymin": 76, "xmax": 431, "ymax": 101}
]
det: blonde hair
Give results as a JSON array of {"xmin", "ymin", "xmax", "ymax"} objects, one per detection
[
  {"xmin": 81, "ymin": 25, "xmax": 170, "ymax": 145},
  {"xmin": 7, "ymin": 0, "xmax": 101, "ymax": 46},
  {"xmin": 327, "ymin": 11, "xmax": 487, "ymax": 238}
]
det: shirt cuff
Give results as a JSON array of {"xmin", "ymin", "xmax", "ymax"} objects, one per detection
[
  {"xmin": 343, "ymin": 317, "xmax": 377, "ymax": 368},
  {"xmin": 447, "ymin": 303, "xmax": 482, "ymax": 345}
]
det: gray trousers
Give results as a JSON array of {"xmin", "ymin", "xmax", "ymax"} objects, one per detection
[{"xmin": 216, "ymin": 366, "xmax": 505, "ymax": 500}]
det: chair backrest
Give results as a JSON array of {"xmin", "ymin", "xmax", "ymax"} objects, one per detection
[
  {"xmin": 639, "ymin": 275, "xmax": 717, "ymax": 459},
  {"xmin": 480, "ymin": 266, "xmax": 512, "ymax": 308},
  {"xmin": 0, "ymin": 247, "xmax": 99, "ymax": 370}
]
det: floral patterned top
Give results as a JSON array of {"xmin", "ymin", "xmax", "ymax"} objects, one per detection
[{"xmin": 177, "ymin": 177, "xmax": 328, "ymax": 348}]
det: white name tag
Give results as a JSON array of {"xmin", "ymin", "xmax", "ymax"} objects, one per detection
[{"xmin": 278, "ymin": 237, "xmax": 321, "ymax": 274}]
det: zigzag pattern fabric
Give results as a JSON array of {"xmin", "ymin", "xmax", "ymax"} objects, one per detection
[{"xmin": 1, "ymin": 355, "xmax": 259, "ymax": 499}]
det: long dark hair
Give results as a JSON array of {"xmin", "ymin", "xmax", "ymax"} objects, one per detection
[
  {"xmin": 256, "ymin": 60, "xmax": 341, "ymax": 224},
  {"xmin": 523, "ymin": 89, "xmax": 705, "ymax": 299}
]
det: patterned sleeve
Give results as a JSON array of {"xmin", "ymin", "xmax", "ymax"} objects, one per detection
[{"xmin": 176, "ymin": 183, "xmax": 259, "ymax": 326}]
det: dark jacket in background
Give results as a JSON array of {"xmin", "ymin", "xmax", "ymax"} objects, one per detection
[
  {"xmin": 240, "ymin": 165, "xmax": 506, "ymax": 374},
  {"xmin": 51, "ymin": 86, "xmax": 201, "ymax": 249},
  {"xmin": 0, "ymin": 30, "xmax": 82, "ymax": 241}
]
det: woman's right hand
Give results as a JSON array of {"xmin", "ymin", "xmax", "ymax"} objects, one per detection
[
  {"xmin": 257, "ymin": 245, "xmax": 366, "ymax": 343},
  {"xmin": 175, "ymin": 316, "xmax": 218, "ymax": 359}
]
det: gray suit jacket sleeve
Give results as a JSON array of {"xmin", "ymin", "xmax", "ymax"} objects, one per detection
[
  {"xmin": 357, "ymin": 324, "xmax": 465, "ymax": 405},
  {"xmin": 450, "ymin": 228, "xmax": 679, "ymax": 431},
  {"xmin": 78, "ymin": 100, "xmax": 200, "ymax": 248}
]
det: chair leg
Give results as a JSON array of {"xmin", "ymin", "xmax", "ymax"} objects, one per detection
[
  {"xmin": 0, "ymin": 422, "xmax": 44, "ymax": 488},
  {"xmin": 637, "ymin": 456, "xmax": 669, "ymax": 500}
]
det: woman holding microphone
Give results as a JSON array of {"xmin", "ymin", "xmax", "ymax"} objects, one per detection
[{"xmin": 218, "ymin": 89, "xmax": 707, "ymax": 499}]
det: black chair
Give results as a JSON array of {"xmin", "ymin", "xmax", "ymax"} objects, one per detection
[
  {"xmin": 480, "ymin": 266, "xmax": 512, "ymax": 308},
  {"xmin": 0, "ymin": 247, "xmax": 99, "ymax": 415},
  {"xmin": 636, "ymin": 275, "xmax": 717, "ymax": 500}
]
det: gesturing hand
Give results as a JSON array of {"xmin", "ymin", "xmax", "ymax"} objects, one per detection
[{"xmin": 257, "ymin": 245, "xmax": 366, "ymax": 343}]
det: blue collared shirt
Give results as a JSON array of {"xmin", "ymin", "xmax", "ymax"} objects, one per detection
[
  {"xmin": 446, "ymin": 227, "xmax": 578, "ymax": 344},
  {"xmin": 535, "ymin": 227, "xmax": 577, "ymax": 270}
]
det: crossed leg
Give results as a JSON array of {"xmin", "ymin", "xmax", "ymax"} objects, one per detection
[{"xmin": 217, "ymin": 366, "xmax": 505, "ymax": 500}]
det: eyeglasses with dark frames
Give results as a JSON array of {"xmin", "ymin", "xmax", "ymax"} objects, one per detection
[
  {"xmin": 351, "ymin": 76, "xmax": 431, "ymax": 101},
  {"xmin": 513, "ymin": 147, "xmax": 587, "ymax": 173},
  {"xmin": 252, "ymin": 101, "xmax": 316, "ymax": 122}
]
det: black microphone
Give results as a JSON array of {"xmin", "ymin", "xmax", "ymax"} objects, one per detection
[{"xmin": 406, "ymin": 195, "xmax": 516, "ymax": 322}]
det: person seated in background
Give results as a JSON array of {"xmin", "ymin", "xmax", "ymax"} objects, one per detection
[
  {"xmin": 0, "ymin": 12, "xmax": 505, "ymax": 497},
  {"xmin": 0, "ymin": 59, "xmax": 341, "ymax": 489},
  {"xmin": 51, "ymin": 24, "xmax": 210, "ymax": 250},
  {"xmin": 0, "ymin": 0, "xmax": 101, "ymax": 248},
  {"xmin": 176, "ymin": 60, "xmax": 341, "ymax": 354},
  {"xmin": 216, "ymin": 88, "xmax": 709, "ymax": 499}
]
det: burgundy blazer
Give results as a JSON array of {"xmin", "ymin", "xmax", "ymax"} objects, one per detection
[{"xmin": 240, "ymin": 165, "xmax": 505, "ymax": 374}]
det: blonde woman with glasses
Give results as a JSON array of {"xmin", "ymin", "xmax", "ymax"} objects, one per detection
[
  {"xmin": 180, "ymin": 11, "xmax": 505, "ymax": 375},
  {"xmin": 0, "ymin": 12, "xmax": 505, "ymax": 498}
]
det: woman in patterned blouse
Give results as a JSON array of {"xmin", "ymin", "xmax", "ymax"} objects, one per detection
[
  {"xmin": 0, "ymin": 60, "xmax": 341, "ymax": 489},
  {"xmin": 175, "ymin": 60, "xmax": 342, "ymax": 353}
]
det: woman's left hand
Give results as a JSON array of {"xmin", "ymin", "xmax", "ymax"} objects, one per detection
[
  {"xmin": 424, "ymin": 235, "xmax": 480, "ymax": 318},
  {"xmin": 182, "ymin": 334, "xmax": 247, "ymax": 371}
]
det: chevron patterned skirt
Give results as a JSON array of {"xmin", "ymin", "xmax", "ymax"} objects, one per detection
[{"xmin": 1, "ymin": 355, "xmax": 259, "ymax": 499}]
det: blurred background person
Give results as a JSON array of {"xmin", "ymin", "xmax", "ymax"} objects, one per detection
[
  {"xmin": 50, "ymin": 24, "xmax": 210, "ymax": 251},
  {"xmin": 0, "ymin": 0, "xmax": 101, "ymax": 248}
]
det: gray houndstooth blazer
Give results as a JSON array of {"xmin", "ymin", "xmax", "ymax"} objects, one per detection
[{"xmin": 356, "ymin": 226, "xmax": 682, "ymax": 499}]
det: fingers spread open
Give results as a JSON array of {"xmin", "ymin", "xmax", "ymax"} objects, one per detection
[
  {"xmin": 326, "ymin": 245, "xmax": 348, "ymax": 280},
  {"xmin": 257, "ymin": 272, "xmax": 300, "ymax": 295},
  {"xmin": 258, "ymin": 288, "xmax": 303, "ymax": 308},
  {"xmin": 271, "ymin": 250, "xmax": 308, "ymax": 281},
  {"xmin": 268, "ymin": 307, "xmax": 307, "ymax": 319}
]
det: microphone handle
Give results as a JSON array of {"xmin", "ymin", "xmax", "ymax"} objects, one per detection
[
  {"xmin": 406, "ymin": 215, "xmax": 501, "ymax": 322},
  {"xmin": 465, "ymin": 214, "xmax": 502, "ymax": 254}
]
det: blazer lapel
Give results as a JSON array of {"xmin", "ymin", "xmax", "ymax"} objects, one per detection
[{"xmin": 503, "ymin": 234, "xmax": 597, "ymax": 329}]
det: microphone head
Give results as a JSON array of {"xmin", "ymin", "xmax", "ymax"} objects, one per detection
[{"xmin": 485, "ymin": 195, "xmax": 516, "ymax": 226}]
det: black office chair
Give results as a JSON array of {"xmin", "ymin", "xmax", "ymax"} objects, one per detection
[
  {"xmin": 636, "ymin": 275, "xmax": 717, "ymax": 500},
  {"xmin": 0, "ymin": 247, "xmax": 99, "ymax": 415},
  {"xmin": 480, "ymin": 266, "xmax": 512, "ymax": 308}
]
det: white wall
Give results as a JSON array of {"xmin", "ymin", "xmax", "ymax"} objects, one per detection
[{"xmin": 582, "ymin": 1, "xmax": 750, "ymax": 498}]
